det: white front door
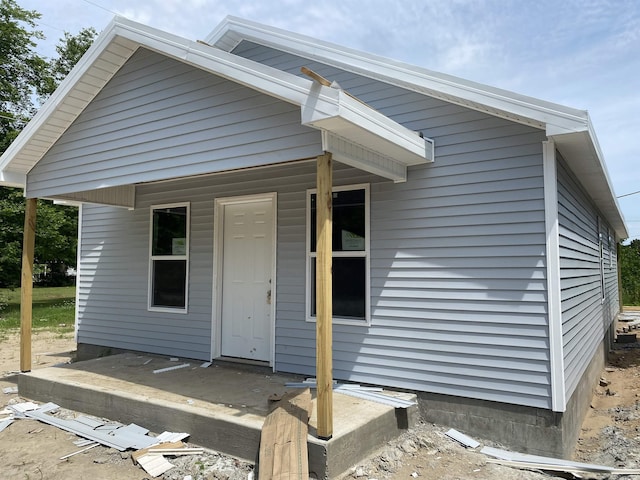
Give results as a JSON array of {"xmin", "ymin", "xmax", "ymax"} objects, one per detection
[{"xmin": 220, "ymin": 199, "xmax": 274, "ymax": 362}]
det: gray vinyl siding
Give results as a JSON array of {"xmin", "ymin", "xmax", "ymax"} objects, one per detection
[
  {"xmin": 557, "ymin": 154, "xmax": 619, "ymax": 400},
  {"xmin": 75, "ymin": 42, "xmax": 554, "ymax": 409},
  {"xmin": 231, "ymin": 42, "xmax": 551, "ymax": 407},
  {"xmin": 26, "ymin": 48, "xmax": 322, "ymax": 198}
]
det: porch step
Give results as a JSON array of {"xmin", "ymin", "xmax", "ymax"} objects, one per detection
[{"xmin": 17, "ymin": 352, "xmax": 419, "ymax": 479}]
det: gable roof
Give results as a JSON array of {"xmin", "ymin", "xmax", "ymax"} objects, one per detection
[
  {"xmin": 207, "ymin": 16, "xmax": 628, "ymax": 239},
  {"xmin": 0, "ymin": 17, "xmax": 430, "ymax": 190},
  {"xmin": 0, "ymin": 15, "xmax": 626, "ymax": 238}
]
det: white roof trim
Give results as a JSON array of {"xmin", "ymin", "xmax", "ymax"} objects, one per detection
[
  {"xmin": 0, "ymin": 16, "xmax": 429, "ymax": 193},
  {"xmin": 302, "ymin": 86, "xmax": 432, "ymax": 182},
  {"xmin": 0, "ymin": 170, "xmax": 26, "ymax": 188},
  {"xmin": 206, "ymin": 16, "xmax": 627, "ymax": 239},
  {"xmin": 207, "ymin": 16, "xmax": 589, "ymax": 136}
]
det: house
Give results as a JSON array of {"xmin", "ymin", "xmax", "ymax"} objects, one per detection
[{"xmin": 0, "ymin": 16, "xmax": 627, "ymax": 457}]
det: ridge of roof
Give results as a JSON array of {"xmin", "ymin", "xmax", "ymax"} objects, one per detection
[
  {"xmin": 207, "ymin": 16, "xmax": 588, "ymax": 136},
  {"xmin": 206, "ymin": 15, "xmax": 628, "ymax": 239}
]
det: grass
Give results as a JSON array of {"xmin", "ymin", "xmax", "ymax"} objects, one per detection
[{"xmin": 0, "ymin": 286, "xmax": 76, "ymax": 336}]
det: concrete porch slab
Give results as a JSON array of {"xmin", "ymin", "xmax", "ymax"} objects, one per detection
[{"xmin": 18, "ymin": 352, "xmax": 419, "ymax": 479}]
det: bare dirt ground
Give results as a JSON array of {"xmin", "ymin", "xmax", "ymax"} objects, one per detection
[{"xmin": 1, "ymin": 322, "xmax": 640, "ymax": 480}]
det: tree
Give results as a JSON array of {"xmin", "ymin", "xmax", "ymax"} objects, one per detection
[
  {"xmin": 0, "ymin": 0, "xmax": 47, "ymax": 152},
  {"xmin": 0, "ymin": 189, "xmax": 78, "ymax": 287},
  {"xmin": 620, "ymin": 240, "xmax": 640, "ymax": 306},
  {"xmin": 0, "ymin": 1, "xmax": 97, "ymax": 287},
  {"xmin": 39, "ymin": 27, "xmax": 97, "ymax": 98}
]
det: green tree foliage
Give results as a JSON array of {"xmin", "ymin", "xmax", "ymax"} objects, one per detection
[
  {"xmin": 0, "ymin": 0, "xmax": 97, "ymax": 287},
  {"xmin": 620, "ymin": 240, "xmax": 640, "ymax": 305},
  {"xmin": 0, "ymin": 0, "xmax": 46, "ymax": 152},
  {"xmin": 39, "ymin": 26, "xmax": 97, "ymax": 98},
  {"xmin": 0, "ymin": 189, "xmax": 78, "ymax": 287}
]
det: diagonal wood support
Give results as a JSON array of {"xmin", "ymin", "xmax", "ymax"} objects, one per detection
[
  {"xmin": 316, "ymin": 152, "xmax": 333, "ymax": 440},
  {"xmin": 20, "ymin": 197, "xmax": 37, "ymax": 372}
]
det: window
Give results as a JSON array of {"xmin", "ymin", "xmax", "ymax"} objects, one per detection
[
  {"xmin": 149, "ymin": 203, "xmax": 189, "ymax": 312},
  {"xmin": 307, "ymin": 185, "xmax": 370, "ymax": 324},
  {"xmin": 598, "ymin": 218, "xmax": 605, "ymax": 303}
]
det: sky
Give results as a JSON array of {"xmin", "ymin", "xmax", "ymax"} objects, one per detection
[{"xmin": 19, "ymin": 0, "xmax": 640, "ymax": 240}]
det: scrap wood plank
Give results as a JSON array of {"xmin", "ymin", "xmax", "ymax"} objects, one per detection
[
  {"xmin": 132, "ymin": 441, "xmax": 186, "ymax": 464},
  {"xmin": 259, "ymin": 388, "xmax": 312, "ymax": 480}
]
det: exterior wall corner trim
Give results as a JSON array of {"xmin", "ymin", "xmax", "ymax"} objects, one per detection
[{"xmin": 543, "ymin": 139, "xmax": 566, "ymax": 412}]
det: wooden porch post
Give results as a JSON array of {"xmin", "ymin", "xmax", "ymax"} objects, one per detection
[
  {"xmin": 316, "ymin": 152, "xmax": 333, "ymax": 440},
  {"xmin": 20, "ymin": 197, "xmax": 37, "ymax": 372}
]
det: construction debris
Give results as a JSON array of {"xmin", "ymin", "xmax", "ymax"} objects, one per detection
[
  {"xmin": 1, "ymin": 400, "xmax": 200, "ymax": 477},
  {"xmin": 60, "ymin": 443, "xmax": 99, "ymax": 460},
  {"xmin": 259, "ymin": 388, "xmax": 312, "ymax": 480},
  {"xmin": 445, "ymin": 429, "xmax": 480, "ymax": 449},
  {"xmin": 434, "ymin": 425, "xmax": 640, "ymax": 476},
  {"xmin": 137, "ymin": 453, "xmax": 175, "ymax": 477},
  {"xmin": 0, "ymin": 418, "xmax": 13, "ymax": 433},
  {"xmin": 153, "ymin": 363, "xmax": 191, "ymax": 374},
  {"xmin": 2, "ymin": 386, "xmax": 18, "ymax": 394},
  {"xmin": 132, "ymin": 441, "xmax": 187, "ymax": 464},
  {"xmin": 284, "ymin": 379, "xmax": 416, "ymax": 408}
]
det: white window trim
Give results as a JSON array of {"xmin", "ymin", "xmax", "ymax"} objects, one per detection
[
  {"xmin": 305, "ymin": 183, "xmax": 371, "ymax": 326},
  {"xmin": 148, "ymin": 202, "xmax": 190, "ymax": 314}
]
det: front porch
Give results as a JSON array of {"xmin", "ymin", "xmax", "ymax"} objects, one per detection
[{"xmin": 18, "ymin": 351, "xmax": 419, "ymax": 479}]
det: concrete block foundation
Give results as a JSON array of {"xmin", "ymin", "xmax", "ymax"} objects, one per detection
[{"xmin": 418, "ymin": 335, "xmax": 609, "ymax": 458}]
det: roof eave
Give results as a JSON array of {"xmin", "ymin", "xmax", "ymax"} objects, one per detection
[
  {"xmin": 207, "ymin": 16, "xmax": 590, "ymax": 134},
  {"xmin": 0, "ymin": 170, "xmax": 27, "ymax": 189},
  {"xmin": 209, "ymin": 16, "xmax": 628, "ymax": 237},
  {"xmin": 0, "ymin": 16, "xmax": 429, "ymax": 193},
  {"xmin": 552, "ymin": 125, "xmax": 628, "ymax": 239}
]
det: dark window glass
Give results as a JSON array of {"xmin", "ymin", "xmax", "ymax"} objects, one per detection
[
  {"xmin": 310, "ymin": 189, "xmax": 365, "ymax": 252},
  {"xmin": 311, "ymin": 257, "xmax": 366, "ymax": 319},
  {"xmin": 152, "ymin": 260, "xmax": 186, "ymax": 308},
  {"xmin": 152, "ymin": 206, "xmax": 187, "ymax": 256}
]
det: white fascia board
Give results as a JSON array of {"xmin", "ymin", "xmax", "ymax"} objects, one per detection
[
  {"xmin": 0, "ymin": 23, "xmax": 124, "ymax": 176},
  {"xmin": 112, "ymin": 18, "xmax": 311, "ymax": 107},
  {"xmin": 551, "ymin": 127, "xmax": 628, "ymax": 239},
  {"xmin": 302, "ymin": 87, "xmax": 431, "ymax": 167},
  {"xmin": 0, "ymin": 170, "xmax": 26, "ymax": 188},
  {"xmin": 208, "ymin": 16, "xmax": 589, "ymax": 134},
  {"xmin": 0, "ymin": 16, "xmax": 316, "ymax": 184}
]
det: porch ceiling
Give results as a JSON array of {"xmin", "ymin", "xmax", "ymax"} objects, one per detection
[{"xmin": 0, "ymin": 17, "xmax": 431, "ymax": 197}]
